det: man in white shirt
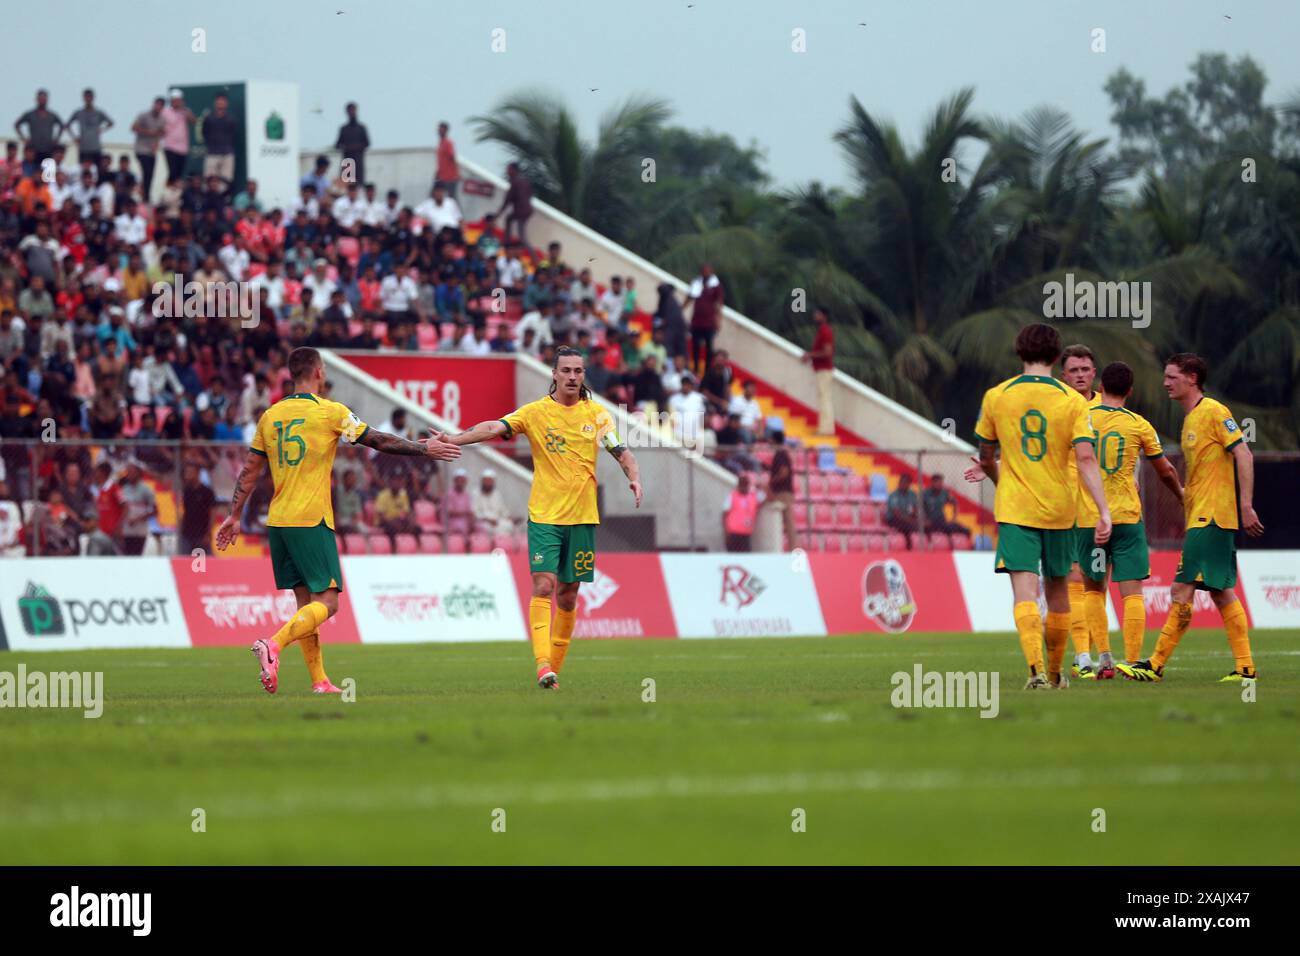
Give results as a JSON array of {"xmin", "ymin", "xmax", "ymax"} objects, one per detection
[
  {"xmin": 727, "ymin": 379, "xmax": 763, "ymax": 442},
  {"xmin": 668, "ymin": 374, "xmax": 707, "ymax": 445},
  {"xmin": 414, "ymin": 183, "xmax": 462, "ymax": 236},
  {"xmin": 516, "ymin": 302, "xmax": 555, "ymax": 352},
  {"xmin": 70, "ymin": 168, "xmax": 100, "ymax": 217},
  {"xmin": 461, "ymin": 323, "xmax": 491, "ymax": 355},
  {"xmin": 379, "ymin": 264, "xmax": 419, "ymax": 319},
  {"xmin": 287, "ymin": 185, "xmax": 320, "ymax": 220},
  {"xmin": 495, "ymin": 249, "xmax": 525, "ymax": 290},
  {"xmin": 113, "ymin": 198, "xmax": 148, "ymax": 245},
  {"xmin": 0, "ymin": 479, "xmax": 23, "ymax": 557},
  {"xmin": 217, "ymin": 235, "xmax": 251, "ymax": 282},
  {"xmin": 471, "ymin": 469, "xmax": 514, "ymax": 536},
  {"xmin": 599, "ymin": 275, "xmax": 625, "ymax": 329},
  {"xmin": 249, "ymin": 260, "xmax": 286, "ymax": 311},
  {"xmin": 332, "ymin": 182, "xmax": 365, "ymax": 232},
  {"xmin": 49, "ymin": 169, "xmax": 75, "ymax": 213},
  {"xmin": 303, "ymin": 259, "xmax": 337, "ymax": 304},
  {"xmin": 361, "ymin": 183, "xmax": 388, "ymax": 230},
  {"xmin": 569, "ymin": 268, "xmax": 596, "ymax": 306},
  {"xmin": 379, "ymin": 189, "xmax": 402, "ymax": 229}
]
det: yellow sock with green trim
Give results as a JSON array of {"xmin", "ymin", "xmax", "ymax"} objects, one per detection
[
  {"xmin": 1151, "ymin": 602, "xmax": 1192, "ymax": 671},
  {"xmin": 551, "ymin": 606, "xmax": 577, "ymax": 672},
  {"xmin": 1067, "ymin": 581, "xmax": 1089, "ymax": 656},
  {"xmin": 300, "ymin": 632, "xmax": 327, "ymax": 684},
  {"xmin": 1084, "ymin": 589, "xmax": 1110, "ymax": 655},
  {"xmin": 1221, "ymin": 600, "xmax": 1254, "ymax": 673},
  {"xmin": 1122, "ymin": 594, "xmax": 1146, "ymax": 661},
  {"xmin": 529, "ymin": 596, "xmax": 552, "ymax": 668},
  {"xmin": 272, "ymin": 601, "xmax": 330, "ymax": 650},
  {"xmin": 1014, "ymin": 601, "xmax": 1044, "ymax": 675},
  {"xmin": 1045, "ymin": 611, "xmax": 1071, "ymax": 680}
]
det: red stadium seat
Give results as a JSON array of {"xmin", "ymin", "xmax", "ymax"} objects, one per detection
[
  {"xmin": 887, "ymin": 533, "xmax": 907, "ymax": 551},
  {"xmin": 908, "ymin": 533, "xmax": 928, "ymax": 552},
  {"xmin": 950, "ymin": 532, "xmax": 972, "ymax": 551},
  {"xmin": 859, "ymin": 502, "xmax": 882, "ymax": 528},
  {"xmin": 413, "ymin": 500, "xmax": 441, "ymax": 532},
  {"xmin": 929, "ymin": 532, "xmax": 952, "ymax": 551},
  {"xmin": 446, "ymin": 533, "xmax": 467, "ymax": 554},
  {"xmin": 343, "ymin": 533, "xmax": 368, "ymax": 555},
  {"xmin": 368, "ymin": 535, "xmax": 393, "ymax": 555},
  {"xmin": 394, "ymin": 533, "xmax": 419, "ymax": 555},
  {"xmin": 825, "ymin": 473, "xmax": 848, "ymax": 501},
  {"xmin": 491, "ymin": 533, "xmax": 516, "ymax": 553},
  {"xmin": 822, "ymin": 533, "xmax": 844, "ymax": 554},
  {"xmin": 337, "ymin": 236, "xmax": 360, "ymax": 265},
  {"xmin": 419, "ymin": 533, "xmax": 443, "ymax": 554},
  {"xmin": 812, "ymin": 503, "xmax": 835, "ymax": 531},
  {"xmin": 834, "ymin": 503, "xmax": 857, "ymax": 529},
  {"xmin": 846, "ymin": 533, "xmax": 867, "ymax": 552},
  {"xmin": 469, "ymin": 533, "xmax": 492, "ymax": 553},
  {"xmin": 847, "ymin": 474, "xmax": 868, "ymax": 499},
  {"xmin": 793, "ymin": 506, "xmax": 811, "ymax": 530},
  {"xmin": 808, "ymin": 474, "xmax": 830, "ymax": 500},
  {"xmin": 348, "ymin": 319, "xmax": 363, "ymax": 338},
  {"xmin": 416, "ymin": 323, "xmax": 439, "ymax": 350},
  {"xmin": 867, "ymin": 534, "xmax": 888, "ymax": 552},
  {"xmin": 373, "ymin": 321, "xmax": 388, "ymax": 340}
]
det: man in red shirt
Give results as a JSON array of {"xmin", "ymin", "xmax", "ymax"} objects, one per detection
[
  {"xmin": 802, "ymin": 305, "xmax": 835, "ymax": 435},
  {"xmin": 435, "ymin": 122, "xmax": 460, "ymax": 199},
  {"xmin": 90, "ymin": 460, "xmax": 124, "ymax": 554}
]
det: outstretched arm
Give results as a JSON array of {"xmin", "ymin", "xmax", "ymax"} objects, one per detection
[
  {"xmin": 360, "ymin": 426, "xmax": 460, "ymax": 460},
  {"xmin": 442, "ymin": 420, "xmax": 509, "ymax": 446},
  {"xmin": 216, "ymin": 450, "xmax": 266, "ymax": 550}
]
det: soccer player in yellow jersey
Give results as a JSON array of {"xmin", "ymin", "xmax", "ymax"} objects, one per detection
[
  {"xmin": 215, "ymin": 347, "xmax": 462, "ymax": 694},
  {"xmin": 439, "ymin": 346, "xmax": 643, "ymax": 689},
  {"xmin": 973, "ymin": 324, "xmax": 1112, "ymax": 690},
  {"xmin": 1075, "ymin": 362, "xmax": 1184, "ymax": 676},
  {"xmin": 1118, "ymin": 353, "xmax": 1264, "ymax": 684},
  {"xmin": 1060, "ymin": 344, "xmax": 1103, "ymax": 676}
]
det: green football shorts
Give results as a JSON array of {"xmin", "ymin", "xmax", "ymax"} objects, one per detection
[
  {"xmin": 1175, "ymin": 521, "xmax": 1238, "ymax": 591},
  {"xmin": 995, "ymin": 523, "xmax": 1075, "ymax": 578},
  {"xmin": 1074, "ymin": 521, "xmax": 1150, "ymax": 583},
  {"xmin": 527, "ymin": 520, "xmax": 597, "ymax": 583},
  {"xmin": 268, "ymin": 521, "xmax": 344, "ymax": 593}
]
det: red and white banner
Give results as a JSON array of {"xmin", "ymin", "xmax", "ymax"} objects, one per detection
[
  {"xmin": 171, "ymin": 556, "xmax": 361, "ymax": 646},
  {"xmin": 812, "ymin": 552, "xmax": 970, "ymax": 635},
  {"xmin": 509, "ymin": 553, "xmax": 677, "ymax": 638},
  {"xmin": 1127, "ymin": 551, "xmax": 1250, "ymax": 630},
  {"xmin": 339, "ymin": 354, "xmax": 515, "ymax": 431}
]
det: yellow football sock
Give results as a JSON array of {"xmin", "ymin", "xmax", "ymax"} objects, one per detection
[
  {"xmin": 1220, "ymin": 600, "xmax": 1254, "ymax": 673},
  {"xmin": 1045, "ymin": 610, "xmax": 1071, "ymax": 680},
  {"xmin": 1084, "ymin": 589, "xmax": 1110, "ymax": 655},
  {"xmin": 1150, "ymin": 602, "xmax": 1192, "ymax": 670},
  {"xmin": 300, "ymin": 631, "xmax": 327, "ymax": 684},
  {"xmin": 1122, "ymin": 594, "xmax": 1146, "ymax": 661},
  {"xmin": 551, "ymin": 606, "xmax": 577, "ymax": 672},
  {"xmin": 529, "ymin": 596, "xmax": 552, "ymax": 668},
  {"xmin": 271, "ymin": 601, "xmax": 330, "ymax": 650},
  {"xmin": 1067, "ymin": 581, "xmax": 1089, "ymax": 655},
  {"xmin": 1013, "ymin": 600, "xmax": 1043, "ymax": 675}
]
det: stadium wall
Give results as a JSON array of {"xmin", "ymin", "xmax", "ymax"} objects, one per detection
[{"xmin": 3, "ymin": 552, "xmax": 1297, "ymax": 650}]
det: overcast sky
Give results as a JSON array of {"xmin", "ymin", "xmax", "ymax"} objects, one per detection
[{"xmin": 7, "ymin": 0, "xmax": 1298, "ymax": 189}]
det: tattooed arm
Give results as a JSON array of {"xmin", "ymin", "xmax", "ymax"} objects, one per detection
[
  {"xmin": 608, "ymin": 445, "xmax": 643, "ymax": 508},
  {"xmin": 437, "ymin": 420, "xmax": 509, "ymax": 446},
  {"xmin": 215, "ymin": 449, "xmax": 267, "ymax": 551},
  {"xmin": 360, "ymin": 427, "xmax": 462, "ymax": 459}
]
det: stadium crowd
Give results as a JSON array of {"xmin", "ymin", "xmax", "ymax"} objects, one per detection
[{"xmin": 0, "ymin": 87, "xmax": 809, "ymax": 556}]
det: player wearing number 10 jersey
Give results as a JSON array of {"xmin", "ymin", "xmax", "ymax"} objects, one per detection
[
  {"xmin": 974, "ymin": 324, "xmax": 1112, "ymax": 690},
  {"xmin": 443, "ymin": 347, "xmax": 643, "ymax": 690},
  {"xmin": 215, "ymin": 347, "xmax": 461, "ymax": 695}
]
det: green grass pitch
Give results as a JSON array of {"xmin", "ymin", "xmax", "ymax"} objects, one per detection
[{"xmin": 2, "ymin": 631, "xmax": 1297, "ymax": 865}]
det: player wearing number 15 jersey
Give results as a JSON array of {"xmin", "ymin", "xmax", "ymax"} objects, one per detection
[
  {"xmin": 215, "ymin": 347, "xmax": 461, "ymax": 695},
  {"xmin": 974, "ymin": 324, "xmax": 1111, "ymax": 689},
  {"xmin": 442, "ymin": 346, "xmax": 643, "ymax": 690}
]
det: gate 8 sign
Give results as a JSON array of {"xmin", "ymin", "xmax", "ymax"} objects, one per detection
[{"xmin": 340, "ymin": 354, "xmax": 515, "ymax": 430}]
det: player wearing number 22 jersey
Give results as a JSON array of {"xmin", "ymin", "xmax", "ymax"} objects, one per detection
[
  {"xmin": 973, "ymin": 324, "xmax": 1111, "ymax": 690},
  {"xmin": 216, "ymin": 347, "xmax": 462, "ymax": 695},
  {"xmin": 446, "ymin": 346, "xmax": 643, "ymax": 690}
]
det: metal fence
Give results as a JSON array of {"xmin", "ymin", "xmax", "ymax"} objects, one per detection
[{"xmin": 1, "ymin": 439, "xmax": 1296, "ymax": 557}]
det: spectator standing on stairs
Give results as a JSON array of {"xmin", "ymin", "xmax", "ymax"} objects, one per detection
[
  {"xmin": 764, "ymin": 430, "xmax": 796, "ymax": 551},
  {"xmin": 686, "ymin": 264, "xmax": 724, "ymax": 378},
  {"xmin": 802, "ymin": 305, "xmax": 835, "ymax": 436}
]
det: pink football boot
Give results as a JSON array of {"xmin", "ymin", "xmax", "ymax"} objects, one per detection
[{"xmin": 251, "ymin": 639, "xmax": 280, "ymax": 694}]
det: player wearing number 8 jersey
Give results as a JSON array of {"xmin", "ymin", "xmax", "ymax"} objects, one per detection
[
  {"xmin": 440, "ymin": 346, "xmax": 643, "ymax": 690},
  {"xmin": 215, "ymin": 347, "xmax": 462, "ymax": 695},
  {"xmin": 973, "ymin": 324, "xmax": 1111, "ymax": 689}
]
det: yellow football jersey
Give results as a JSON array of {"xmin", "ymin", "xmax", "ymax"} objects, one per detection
[
  {"xmin": 251, "ymin": 392, "xmax": 369, "ymax": 529},
  {"xmin": 1075, "ymin": 403, "xmax": 1163, "ymax": 527},
  {"xmin": 501, "ymin": 396, "xmax": 621, "ymax": 525},
  {"xmin": 974, "ymin": 374, "xmax": 1095, "ymax": 529},
  {"xmin": 1180, "ymin": 396, "xmax": 1242, "ymax": 531}
]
